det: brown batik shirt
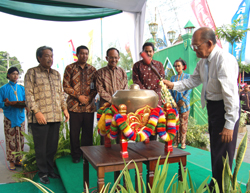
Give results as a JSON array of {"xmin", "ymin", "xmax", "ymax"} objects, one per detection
[
  {"xmin": 63, "ymin": 62, "xmax": 97, "ymax": 113},
  {"xmin": 132, "ymin": 59, "xmax": 165, "ymax": 106},
  {"xmin": 96, "ymin": 65, "xmax": 128, "ymax": 107},
  {"xmin": 24, "ymin": 64, "xmax": 67, "ymax": 123}
]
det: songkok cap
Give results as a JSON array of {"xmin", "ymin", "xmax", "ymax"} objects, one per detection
[{"xmin": 7, "ymin": 67, "xmax": 19, "ymax": 79}]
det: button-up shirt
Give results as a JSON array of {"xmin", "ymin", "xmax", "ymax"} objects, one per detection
[
  {"xmin": 0, "ymin": 81, "xmax": 25, "ymax": 127},
  {"xmin": 132, "ymin": 59, "xmax": 165, "ymax": 106},
  {"xmin": 24, "ymin": 64, "xmax": 67, "ymax": 123},
  {"xmin": 63, "ymin": 62, "xmax": 97, "ymax": 113},
  {"xmin": 96, "ymin": 65, "xmax": 128, "ymax": 107},
  {"xmin": 173, "ymin": 45, "xmax": 239, "ymax": 130}
]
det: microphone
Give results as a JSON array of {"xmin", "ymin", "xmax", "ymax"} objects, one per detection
[{"xmin": 140, "ymin": 52, "xmax": 163, "ymax": 80}]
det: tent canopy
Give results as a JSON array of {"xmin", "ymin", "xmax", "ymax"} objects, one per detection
[
  {"xmin": 0, "ymin": 0, "xmax": 122, "ymax": 21},
  {"xmin": 0, "ymin": 0, "xmax": 146, "ymax": 61}
]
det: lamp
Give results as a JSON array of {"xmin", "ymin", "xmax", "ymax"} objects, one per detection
[
  {"xmin": 167, "ymin": 30, "xmax": 176, "ymax": 45},
  {"xmin": 184, "ymin": 20, "xmax": 195, "ymax": 34}
]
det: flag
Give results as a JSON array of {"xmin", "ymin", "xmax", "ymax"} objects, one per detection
[
  {"xmin": 191, "ymin": 0, "xmax": 222, "ymax": 48},
  {"xmin": 87, "ymin": 30, "xmax": 94, "ymax": 65},
  {"xmin": 229, "ymin": 0, "xmax": 250, "ymax": 62},
  {"xmin": 68, "ymin": 39, "xmax": 78, "ymax": 62}
]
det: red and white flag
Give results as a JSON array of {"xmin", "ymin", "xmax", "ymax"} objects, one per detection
[{"xmin": 191, "ymin": 0, "xmax": 222, "ymax": 48}]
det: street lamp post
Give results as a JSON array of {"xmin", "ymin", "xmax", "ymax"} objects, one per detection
[
  {"xmin": 148, "ymin": 7, "xmax": 158, "ymax": 46},
  {"xmin": 167, "ymin": 30, "xmax": 176, "ymax": 45}
]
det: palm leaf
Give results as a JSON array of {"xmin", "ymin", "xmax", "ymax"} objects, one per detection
[
  {"xmin": 222, "ymin": 153, "xmax": 233, "ymax": 193},
  {"xmin": 233, "ymin": 131, "xmax": 248, "ymax": 189}
]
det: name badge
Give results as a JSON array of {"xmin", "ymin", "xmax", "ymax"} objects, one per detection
[{"xmin": 90, "ymin": 82, "xmax": 94, "ymax": 89}]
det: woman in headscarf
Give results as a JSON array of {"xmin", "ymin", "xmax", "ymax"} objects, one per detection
[{"xmin": 170, "ymin": 58, "xmax": 192, "ymax": 149}]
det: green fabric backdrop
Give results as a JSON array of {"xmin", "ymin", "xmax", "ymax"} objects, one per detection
[{"xmin": 0, "ymin": 0, "xmax": 122, "ymax": 21}]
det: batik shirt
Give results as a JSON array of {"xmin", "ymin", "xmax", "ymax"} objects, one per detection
[
  {"xmin": 170, "ymin": 73, "xmax": 192, "ymax": 113},
  {"xmin": 96, "ymin": 65, "xmax": 128, "ymax": 107},
  {"xmin": 0, "ymin": 81, "xmax": 25, "ymax": 127},
  {"xmin": 24, "ymin": 64, "xmax": 67, "ymax": 123},
  {"xmin": 63, "ymin": 62, "xmax": 97, "ymax": 113},
  {"xmin": 132, "ymin": 59, "xmax": 165, "ymax": 106}
]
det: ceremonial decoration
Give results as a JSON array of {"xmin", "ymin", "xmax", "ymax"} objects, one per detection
[{"xmin": 97, "ymin": 84, "xmax": 179, "ymax": 158}]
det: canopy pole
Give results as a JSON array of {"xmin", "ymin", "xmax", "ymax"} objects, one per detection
[{"xmin": 101, "ymin": 18, "xmax": 103, "ymax": 59}]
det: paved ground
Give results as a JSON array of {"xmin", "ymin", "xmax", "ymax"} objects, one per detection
[{"xmin": 0, "ymin": 112, "xmax": 249, "ymax": 184}]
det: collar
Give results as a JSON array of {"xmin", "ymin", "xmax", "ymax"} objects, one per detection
[
  {"xmin": 38, "ymin": 64, "xmax": 54, "ymax": 74},
  {"xmin": 207, "ymin": 45, "xmax": 219, "ymax": 63},
  {"xmin": 9, "ymin": 81, "xmax": 17, "ymax": 86},
  {"xmin": 77, "ymin": 62, "xmax": 88, "ymax": 69},
  {"xmin": 107, "ymin": 65, "xmax": 118, "ymax": 70}
]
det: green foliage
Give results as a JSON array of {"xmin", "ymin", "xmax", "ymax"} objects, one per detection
[
  {"xmin": 165, "ymin": 67, "xmax": 175, "ymax": 80},
  {"xmin": 222, "ymin": 132, "xmax": 248, "ymax": 192},
  {"xmin": 93, "ymin": 57, "xmax": 107, "ymax": 69},
  {"xmin": 54, "ymin": 121, "xmax": 71, "ymax": 160},
  {"xmin": 128, "ymin": 79, "xmax": 133, "ymax": 87},
  {"xmin": 216, "ymin": 18, "xmax": 250, "ymax": 53},
  {"xmin": 238, "ymin": 62, "xmax": 250, "ymax": 73},
  {"xmin": 0, "ymin": 51, "xmax": 24, "ymax": 87},
  {"xmin": 186, "ymin": 116, "xmax": 209, "ymax": 149},
  {"xmin": 93, "ymin": 125, "xmax": 101, "ymax": 146},
  {"xmin": 119, "ymin": 52, "xmax": 133, "ymax": 71}
]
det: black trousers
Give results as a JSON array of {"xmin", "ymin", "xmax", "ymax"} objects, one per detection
[
  {"xmin": 31, "ymin": 122, "xmax": 60, "ymax": 177},
  {"xmin": 207, "ymin": 100, "xmax": 239, "ymax": 192},
  {"xmin": 69, "ymin": 111, "xmax": 94, "ymax": 159}
]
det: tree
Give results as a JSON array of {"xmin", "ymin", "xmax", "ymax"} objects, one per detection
[
  {"xmin": 0, "ymin": 51, "xmax": 24, "ymax": 87},
  {"xmin": 216, "ymin": 18, "xmax": 250, "ymax": 55}
]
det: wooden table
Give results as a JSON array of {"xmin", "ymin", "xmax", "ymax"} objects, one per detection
[
  {"xmin": 128, "ymin": 141, "xmax": 190, "ymax": 192},
  {"xmin": 81, "ymin": 144, "xmax": 147, "ymax": 192}
]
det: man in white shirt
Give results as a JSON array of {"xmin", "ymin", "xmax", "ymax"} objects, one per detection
[{"xmin": 163, "ymin": 27, "xmax": 239, "ymax": 192}]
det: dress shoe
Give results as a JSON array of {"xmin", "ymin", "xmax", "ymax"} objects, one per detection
[
  {"xmin": 40, "ymin": 175, "xmax": 50, "ymax": 184},
  {"xmin": 49, "ymin": 172, "xmax": 60, "ymax": 179},
  {"xmin": 73, "ymin": 158, "xmax": 80, "ymax": 163}
]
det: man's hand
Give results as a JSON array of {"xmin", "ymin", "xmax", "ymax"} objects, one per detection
[
  {"xmin": 177, "ymin": 100, "xmax": 185, "ymax": 107},
  {"xmin": 219, "ymin": 128, "xmax": 234, "ymax": 143},
  {"xmin": 35, "ymin": 112, "xmax": 47, "ymax": 125},
  {"xmin": 162, "ymin": 79, "xmax": 174, "ymax": 89},
  {"xmin": 4, "ymin": 98, "xmax": 10, "ymax": 107},
  {"xmin": 78, "ymin": 95, "xmax": 89, "ymax": 105},
  {"xmin": 63, "ymin": 109, "xmax": 69, "ymax": 122}
]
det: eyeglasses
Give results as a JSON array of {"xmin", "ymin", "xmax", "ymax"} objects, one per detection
[
  {"xmin": 107, "ymin": 57, "xmax": 119, "ymax": 60},
  {"xmin": 174, "ymin": 65, "xmax": 182, "ymax": 68},
  {"xmin": 190, "ymin": 41, "xmax": 208, "ymax": 50}
]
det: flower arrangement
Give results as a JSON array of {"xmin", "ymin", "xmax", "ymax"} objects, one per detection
[{"xmin": 158, "ymin": 80, "xmax": 177, "ymax": 108}]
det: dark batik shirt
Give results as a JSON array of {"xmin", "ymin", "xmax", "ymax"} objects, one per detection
[
  {"xmin": 63, "ymin": 62, "xmax": 97, "ymax": 113},
  {"xmin": 132, "ymin": 59, "xmax": 165, "ymax": 106},
  {"xmin": 96, "ymin": 65, "xmax": 128, "ymax": 107}
]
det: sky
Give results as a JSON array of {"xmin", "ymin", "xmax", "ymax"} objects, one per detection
[{"xmin": 0, "ymin": 0, "xmax": 248, "ymax": 77}]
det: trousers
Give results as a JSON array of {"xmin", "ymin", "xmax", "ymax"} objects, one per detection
[
  {"xmin": 69, "ymin": 111, "xmax": 94, "ymax": 159},
  {"xmin": 207, "ymin": 100, "xmax": 239, "ymax": 192},
  {"xmin": 31, "ymin": 122, "xmax": 60, "ymax": 177}
]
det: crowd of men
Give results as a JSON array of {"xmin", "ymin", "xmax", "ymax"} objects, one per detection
[{"xmin": 0, "ymin": 27, "xmax": 241, "ymax": 193}]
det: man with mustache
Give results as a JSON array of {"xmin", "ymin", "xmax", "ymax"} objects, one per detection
[
  {"xmin": 96, "ymin": 47, "xmax": 128, "ymax": 144},
  {"xmin": 25, "ymin": 46, "xmax": 69, "ymax": 184}
]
